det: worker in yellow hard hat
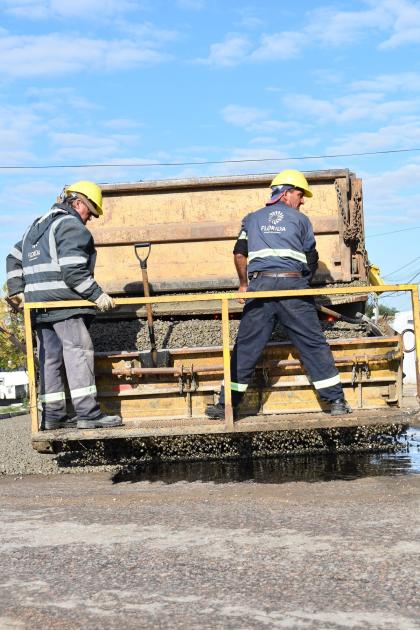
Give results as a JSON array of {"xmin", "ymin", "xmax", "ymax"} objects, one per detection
[
  {"xmin": 270, "ymin": 168, "xmax": 313, "ymax": 199},
  {"xmin": 6, "ymin": 180, "xmax": 122, "ymax": 431},
  {"xmin": 64, "ymin": 180, "xmax": 104, "ymax": 219},
  {"xmin": 206, "ymin": 168, "xmax": 352, "ymax": 420}
]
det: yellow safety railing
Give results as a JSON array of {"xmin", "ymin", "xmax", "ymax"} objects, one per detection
[{"xmin": 24, "ymin": 284, "xmax": 420, "ymax": 432}]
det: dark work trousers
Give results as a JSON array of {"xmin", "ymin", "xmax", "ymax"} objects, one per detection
[
  {"xmin": 36, "ymin": 315, "xmax": 101, "ymax": 425},
  {"xmin": 219, "ymin": 275, "xmax": 344, "ymax": 408}
]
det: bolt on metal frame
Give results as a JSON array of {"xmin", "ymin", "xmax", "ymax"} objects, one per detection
[{"xmin": 23, "ymin": 284, "xmax": 420, "ymax": 433}]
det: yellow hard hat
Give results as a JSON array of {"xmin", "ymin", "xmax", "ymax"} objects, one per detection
[
  {"xmin": 270, "ymin": 169, "xmax": 313, "ymax": 198},
  {"xmin": 65, "ymin": 180, "xmax": 103, "ymax": 216}
]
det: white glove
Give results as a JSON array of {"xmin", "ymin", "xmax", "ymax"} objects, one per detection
[{"xmin": 94, "ymin": 293, "xmax": 115, "ymax": 312}]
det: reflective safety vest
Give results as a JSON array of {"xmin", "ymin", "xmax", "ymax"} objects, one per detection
[{"xmin": 6, "ymin": 203, "xmax": 103, "ymax": 323}]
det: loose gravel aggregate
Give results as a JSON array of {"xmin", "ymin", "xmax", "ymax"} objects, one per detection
[
  {"xmin": 90, "ymin": 318, "xmax": 371, "ymax": 353},
  {"xmin": 0, "ymin": 413, "xmax": 408, "ymax": 477},
  {"xmin": 90, "ymin": 278, "xmax": 373, "ymax": 352}
]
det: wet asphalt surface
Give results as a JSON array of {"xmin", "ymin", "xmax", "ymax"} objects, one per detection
[
  {"xmin": 1, "ymin": 391, "xmax": 419, "ymax": 629},
  {"xmin": 1, "ymin": 468, "xmax": 419, "ymax": 629}
]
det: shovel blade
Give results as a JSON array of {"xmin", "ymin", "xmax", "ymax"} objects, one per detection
[
  {"xmin": 355, "ymin": 312, "xmax": 383, "ymax": 337},
  {"xmin": 139, "ymin": 349, "xmax": 171, "ymax": 368}
]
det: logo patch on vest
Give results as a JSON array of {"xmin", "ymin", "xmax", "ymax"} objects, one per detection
[
  {"xmin": 268, "ymin": 210, "xmax": 284, "ymax": 224},
  {"xmin": 261, "ymin": 210, "xmax": 286, "ymax": 233},
  {"xmin": 28, "ymin": 249, "xmax": 40, "ymax": 260}
]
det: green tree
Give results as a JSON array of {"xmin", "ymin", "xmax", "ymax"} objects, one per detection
[
  {"xmin": 365, "ymin": 301, "xmax": 398, "ymax": 319},
  {"xmin": 0, "ymin": 296, "xmax": 26, "ymax": 370}
]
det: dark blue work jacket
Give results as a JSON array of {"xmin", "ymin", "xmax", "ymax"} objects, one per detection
[{"xmin": 233, "ymin": 200, "xmax": 317, "ymax": 278}]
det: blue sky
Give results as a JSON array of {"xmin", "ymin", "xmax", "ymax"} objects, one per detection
[{"xmin": 1, "ymin": 0, "xmax": 420, "ymax": 312}]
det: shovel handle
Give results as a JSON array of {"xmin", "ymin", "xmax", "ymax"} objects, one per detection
[
  {"xmin": 317, "ymin": 305, "xmax": 343, "ymax": 321},
  {"xmin": 317, "ymin": 305, "xmax": 361, "ymax": 325},
  {"xmin": 134, "ymin": 242, "xmax": 151, "ymax": 270}
]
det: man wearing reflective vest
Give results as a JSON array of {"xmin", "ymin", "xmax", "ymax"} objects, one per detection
[
  {"xmin": 206, "ymin": 169, "xmax": 352, "ymax": 420},
  {"xmin": 6, "ymin": 181, "xmax": 122, "ymax": 430}
]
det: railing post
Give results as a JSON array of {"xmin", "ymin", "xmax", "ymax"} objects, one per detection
[
  {"xmin": 221, "ymin": 298, "xmax": 234, "ymax": 429},
  {"xmin": 410, "ymin": 285, "xmax": 420, "ymax": 402},
  {"xmin": 23, "ymin": 306, "xmax": 39, "ymax": 433}
]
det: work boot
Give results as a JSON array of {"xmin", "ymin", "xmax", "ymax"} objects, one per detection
[
  {"xmin": 77, "ymin": 414, "xmax": 122, "ymax": 429},
  {"xmin": 205, "ymin": 403, "xmax": 237, "ymax": 420},
  {"xmin": 43, "ymin": 417, "xmax": 78, "ymax": 430},
  {"xmin": 330, "ymin": 399, "xmax": 353, "ymax": 415}
]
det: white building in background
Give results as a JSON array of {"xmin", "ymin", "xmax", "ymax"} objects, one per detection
[
  {"xmin": 392, "ymin": 311, "xmax": 416, "ymax": 384},
  {"xmin": 0, "ymin": 371, "xmax": 28, "ymax": 400}
]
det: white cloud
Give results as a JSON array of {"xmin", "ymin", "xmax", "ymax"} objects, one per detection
[
  {"xmin": 2, "ymin": 0, "xmax": 137, "ymax": 19},
  {"xmin": 176, "ymin": 0, "xmax": 205, "ymax": 10},
  {"xmin": 250, "ymin": 136, "xmax": 277, "ymax": 146},
  {"xmin": 234, "ymin": 8, "xmax": 264, "ymax": 30},
  {"xmin": 26, "ymin": 87, "xmax": 98, "ymax": 112},
  {"xmin": 306, "ymin": 5, "xmax": 390, "ymax": 47},
  {"xmin": 250, "ymin": 31, "xmax": 302, "ymax": 61},
  {"xmin": 378, "ymin": 0, "xmax": 420, "ymax": 49},
  {"xmin": 327, "ymin": 121, "xmax": 420, "ymax": 154},
  {"xmin": 200, "ymin": 0, "xmax": 420, "ymax": 67},
  {"xmin": 49, "ymin": 131, "xmax": 139, "ymax": 162},
  {"xmin": 221, "ymin": 105, "xmax": 268, "ymax": 127},
  {"xmin": 103, "ymin": 119, "xmax": 144, "ymax": 130},
  {"xmin": 117, "ymin": 21, "xmax": 179, "ymax": 45},
  {"xmin": 197, "ymin": 34, "xmax": 251, "ymax": 66},
  {"xmin": 361, "ymin": 161, "xmax": 420, "ymax": 227},
  {"xmin": 351, "ymin": 72, "xmax": 420, "ymax": 93},
  {"xmin": 0, "ymin": 32, "xmax": 172, "ymax": 77},
  {"xmin": 283, "ymin": 92, "xmax": 420, "ymax": 125},
  {"xmin": 0, "ymin": 105, "xmax": 44, "ymax": 165},
  {"xmin": 211, "ymin": 147, "xmax": 288, "ymax": 177},
  {"xmin": 221, "ymin": 104, "xmax": 313, "ymax": 138},
  {"xmin": 312, "ymin": 70, "xmax": 343, "ymax": 85}
]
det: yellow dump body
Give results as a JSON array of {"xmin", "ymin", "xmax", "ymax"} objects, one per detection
[
  {"xmin": 92, "ymin": 170, "xmax": 367, "ymax": 295},
  {"xmin": 93, "ymin": 335, "xmax": 403, "ymax": 421},
  {"xmin": 26, "ymin": 284, "xmax": 420, "ymax": 454}
]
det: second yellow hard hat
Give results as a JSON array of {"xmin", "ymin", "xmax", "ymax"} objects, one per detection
[{"xmin": 270, "ymin": 169, "xmax": 313, "ymax": 198}]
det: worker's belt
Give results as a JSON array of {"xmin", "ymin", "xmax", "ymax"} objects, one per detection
[{"xmin": 250, "ymin": 271, "xmax": 302, "ymax": 279}]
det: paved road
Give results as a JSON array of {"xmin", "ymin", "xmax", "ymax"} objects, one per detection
[{"xmin": 0, "ymin": 472, "xmax": 419, "ymax": 629}]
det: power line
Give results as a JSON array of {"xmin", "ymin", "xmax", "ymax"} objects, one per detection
[
  {"xmin": 405, "ymin": 270, "xmax": 420, "ymax": 283},
  {"xmin": 1, "ymin": 146, "xmax": 420, "ymax": 171},
  {"xmin": 381, "ymin": 269, "xmax": 420, "ymax": 297},
  {"xmin": 382, "ymin": 257, "xmax": 420, "ymax": 278},
  {"xmin": 367, "ymin": 226, "xmax": 420, "ymax": 238}
]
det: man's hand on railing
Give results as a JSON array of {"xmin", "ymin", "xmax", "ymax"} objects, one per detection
[
  {"xmin": 237, "ymin": 283, "xmax": 248, "ymax": 304},
  {"xmin": 94, "ymin": 293, "xmax": 116, "ymax": 312}
]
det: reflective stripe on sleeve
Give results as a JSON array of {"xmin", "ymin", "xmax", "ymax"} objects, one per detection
[
  {"xmin": 25, "ymin": 281, "xmax": 68, "ymax": 292},
  {"xmin": 74, "ymin": 277, "xmax": 95, "ymax": 293},
  {"xmin": 49, "ymin": 215, "xmax": 75, "ymax": 263},
  {"xmin": 71, "ymin": 385, "xmax": 97, "ymax": 399},
  {"xmin": 10, "ymin": 247, "xmax": 22, "ymax": 261},
  {"xmin": 248, "ymin": 248, "xmax": 307, "ymax": 263},
  {"xmin": 36, "ymin": 208, "xmax": 67, "ymax": 225},
  {"xmin": 23, "ymin": 262, "xmax": 61, "ymax": 275},
  {"xmin": 7, "ymin": 269, "xmax": 23, "ymax": 279},
  {"xmin": 39, "ymin": 391, "xmax": 66, "ymax": 403},
  {"xmin": 312, "ymin": 374, "xmax": 341, "ymax": 390},
  {"xmin": 58, "ymin": 256, "xmax": 88, "ymax": 266}
]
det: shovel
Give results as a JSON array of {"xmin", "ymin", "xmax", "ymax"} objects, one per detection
[
  {"xmin": 134, "ymin": 243, "xmax": 170, "ymax": 368},
  {"xmin": 317, "ymin": 304, "xmax": 383, "ymax": 337}
]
